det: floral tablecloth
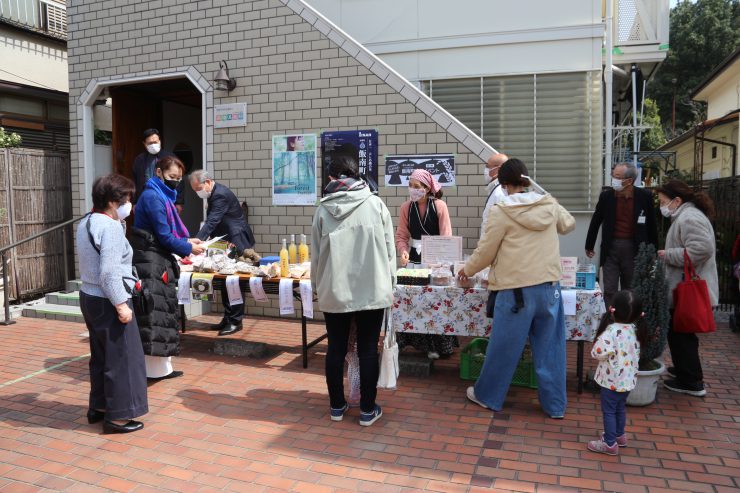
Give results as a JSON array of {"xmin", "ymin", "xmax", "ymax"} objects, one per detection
[{"xmin": 391, "ymin": 283, "xmax": 605, "ymax": 342}]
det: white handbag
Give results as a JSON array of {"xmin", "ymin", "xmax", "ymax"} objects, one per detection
[{"xmin": 377, "ymin": 310, "xmax": 399, "ymax": 390}]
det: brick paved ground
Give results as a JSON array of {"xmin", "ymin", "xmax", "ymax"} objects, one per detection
[{"xmin": 0, "ymin": 314, "xmax": 737, "ymax": 492}]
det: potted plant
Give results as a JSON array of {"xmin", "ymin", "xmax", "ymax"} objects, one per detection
[{"xmin": 627, "ymin": 243, "xmax": 670, "ymax": 406}]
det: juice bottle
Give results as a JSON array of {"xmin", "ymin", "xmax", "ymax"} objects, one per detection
[
  {"xmin": 288, "ymin": 234, "xmax": 297, "ymax": 264},
  {"xmin": 298, "ymin": 234, "xmax": 309, "ymax": 263},
  {"xmin": 279, "ymin": 238, "xmax": 290, "ymax": 277}
]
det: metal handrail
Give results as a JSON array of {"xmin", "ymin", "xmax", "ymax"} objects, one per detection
[{"xmin": 0, "ymin": 212, "xmax": 88, "ymax": 325}]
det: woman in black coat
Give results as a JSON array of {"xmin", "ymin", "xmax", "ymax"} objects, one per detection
[{"xmin": 131, "ymin": 156, "xmax": 205, "ymax": 380}]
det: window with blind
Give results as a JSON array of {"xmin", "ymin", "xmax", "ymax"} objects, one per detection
[{"xmin": 423, "ymin": 72, "xmax": 602, "ymax": 211}]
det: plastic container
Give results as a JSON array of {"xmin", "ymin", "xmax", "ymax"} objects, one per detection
[
  {"xmin": 575, "ymin": 263, "xmax": 597, "ymax": 290},
  {"xmin": 511, "ymin": 357, "xmax": 538, "ymax": 389},
  {"xmin": 460, "ymin": 338, "xmax": 488, "ymax": 380},
  {"xmin": 259, "ymin": 256, "xmax": 280, "ymax": 266}
]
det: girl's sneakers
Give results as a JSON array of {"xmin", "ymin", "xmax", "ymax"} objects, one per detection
[{"xmin": 587, "ymin": 438, "xmax": 619, "ymax": 456}]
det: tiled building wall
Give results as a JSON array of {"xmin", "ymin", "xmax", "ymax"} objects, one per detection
[{"xmin": 67, "ymin": 0, "xmax": 492, "ymax": 317}]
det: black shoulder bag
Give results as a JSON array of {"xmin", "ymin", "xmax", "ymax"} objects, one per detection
[{"xmin": 85, "ymin": 214, "xmax": 155, "ymax": 316}]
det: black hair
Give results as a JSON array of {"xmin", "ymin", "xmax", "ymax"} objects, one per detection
[
  {"xmin": 497, "ymin": 158, "xmax": 531, "ymax": 188},
  {"xmin": 91, "ymin": 173, "xmax": 135, "ymax": 211},
  {"xmin": 142, "ymin": 128, "xmax": 160, "ymax": 141},
  {"xmin": 594, "ymin": 290, "xmax": 648, "ymax": 348},
  {"xmin": 327, "ymin": 154, "xmax": 359, "ymax": 179}
]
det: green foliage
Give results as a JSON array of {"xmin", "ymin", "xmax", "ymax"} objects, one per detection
[
  {"xmin": 94, "ymin": 128, "xmax": 112, "ymax": 146},
  {"xmin": 648, "ymin": 0, "xmax": 740, "ymax": 136},
  {"xmin": 631, "ymin": 243, "xmax": 670, "ymax": 369},
  {"xmin": 624, "ymin": 99, "xmax": 667, "ymax": 152},
  {"xmin": 0, "ymin": 127, "xmax": 22, "ymax": 148}
]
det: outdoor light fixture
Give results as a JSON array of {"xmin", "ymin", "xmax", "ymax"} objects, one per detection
[{"xmin": 213, "ymin": 60, "xmax": 236, "ymax": 91}]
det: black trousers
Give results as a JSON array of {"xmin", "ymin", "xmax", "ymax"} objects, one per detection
[
  {"xmin": 324, "ymin": 309, "xmax": 384, "ymax": 413},
  {"xmin": 221, "ymin": 286, "xmax": 245, "ymax": 324},
  {"xmin": 602, "ymin": 239, "xmax": 635, "ymax": 305},
  {"xmin": 80, "ymin": 292, "xmax": 148, "ymax": 421},
  {"xmin": 667, "ymin": 312, "xmax": 703, "ymax": 386}
]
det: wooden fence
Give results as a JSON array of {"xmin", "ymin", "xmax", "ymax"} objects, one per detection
[{"xmin": 0, "ymin": 148, "xmax": 72, "ymax": 300}]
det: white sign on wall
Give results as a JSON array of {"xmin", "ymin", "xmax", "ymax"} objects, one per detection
[{"xmin": 214, "ymin": 103, "xmax": 247, "ymax": 128}]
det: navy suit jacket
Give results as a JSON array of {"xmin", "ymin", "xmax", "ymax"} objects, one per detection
[{"xmin": 196, "ymin": 182, "xmax": 255, "ymax": 251}]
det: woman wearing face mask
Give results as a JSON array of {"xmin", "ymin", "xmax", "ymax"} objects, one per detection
[
  {"xmin": 655, "ymin": 180, "xmax": 718, "ymax": 397},
  {"xmin": 458, "ymin": 158, "xmax": 576, "ymax": 418},
  {"xmin": 77, "ymin": 174, "xmax": 148, "ymax": 433},
  {"xmin": 395, "ymin": 169, "xmax": 457, "ymax": 359},
  {"xmin": 130, "ymin": 156, "xmax": 206, "ymax": 381}
]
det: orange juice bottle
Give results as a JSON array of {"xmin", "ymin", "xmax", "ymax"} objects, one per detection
[
  {"xmin": 288, "ymin": 234, "xmax": 297, "ymax": 264},
  {"xmin": 298, "ymin": 234, "xmax": 309, "ymax": 263},
  {"xmin": 279, "ymin": 238, "xmax": 290, "ymax": 277}
]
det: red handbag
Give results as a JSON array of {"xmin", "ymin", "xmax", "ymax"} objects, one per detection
[{"xmin": 672, "ymin": 250, "xmax": 716, "ymax": 334}]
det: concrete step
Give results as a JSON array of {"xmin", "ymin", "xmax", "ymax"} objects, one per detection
[
  {"xmin": 22, "ymin": 303, "xmax": 84, "ymax": 323},
  {"xmin": 66, "ymin": 280, "xmax": 82, "ymax": 292},
  {"xmin": 45, "ymin": 291, "xmax": 80, "ymax": 307}
]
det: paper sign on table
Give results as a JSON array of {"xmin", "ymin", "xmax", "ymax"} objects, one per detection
[
  {"xmin": 299, "ymin": 279, "xmax": 313, "ymax": 318},
  {"xmin": 279, "ymin": 278, "xmax": 295, "ymax": 315},
  {"xmin": 560, "ymin": 257, "xmax": 578, "ymax": 272},
  {"xmin": 249, "ymin": 277, "xmax": 269, "ymax": 302},
  {"xmin": 562, "ymin": 289, "xmax": 577, "ymax": 315},
  {"xmin": 561, "ymin": 271, "xmax": 577, "ymax": 288},
  {"xmin": 421, "ymin": 235, "xmax": 463, "ymax": 264},
  {"xmin": 225, "ymin": 275, "xmax": 244, "ymax": 305},
  {"xmin": 191, "ymin": 273, "xmax": 215, "ymax": 301},
  {"xmin": 177, "ymin": 272, "xmax": 192, "ymax": 305}
]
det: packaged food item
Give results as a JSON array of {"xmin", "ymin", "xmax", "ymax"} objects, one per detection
[{"xmin": 430, "ymin": 264, "xmax": 453, "ymax": 286}]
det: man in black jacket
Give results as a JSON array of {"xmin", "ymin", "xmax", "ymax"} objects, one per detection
[
  {"xmin": 585, "ymin": 162, "xmax": 657, "ymax": 304},
  {"xmin": 189, "ymin": 170, "xmax": 255, "ymax": 336},
  {"xmin": 132, "ymin": 129, "xmax": 184, "ymax": 213}
]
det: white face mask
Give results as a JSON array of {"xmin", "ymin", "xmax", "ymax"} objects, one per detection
[
  {"xmin": 660, "ymin": 199, "xmax": 676, "ymax": 218},
  {"xmin": 116, "ymin": 201, "xmax": 132, "ymax": 221},
  {"xmin": 146, "ymin": 143, "xmax": 161, "ymax": 155},
  {"xmin": 611, "ymin": 177, "xmax": 624, "ymax": 191},
  {"xmin": 196, "ymin": 183, "xmax": 211, "ymax": 200},
  {"xmin": 483, "ymin": 166, "xmax": 493, "ymax": 184},
  {"xmin": 408, "ymin": 187, "xmax": 426, "ymax": 202}
]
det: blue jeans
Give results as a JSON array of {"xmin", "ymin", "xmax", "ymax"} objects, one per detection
[
  {"xmin": 601, "ymin": 387, "xmax": 629, "ymax": 446},
  {"xmin": 473, "ymin": 282, "xmax": 567, "ymax": 416}
]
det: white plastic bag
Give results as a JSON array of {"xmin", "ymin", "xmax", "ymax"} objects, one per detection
[{"xmin": 377, "ymin": 310, "xmax": 399, "ymax": 390}]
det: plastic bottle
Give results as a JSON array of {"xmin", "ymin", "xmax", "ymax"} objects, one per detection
[
  {"xmin": 298, "ymin": 233, "xmax": 309, "ymax": 263},
  {"xmin": 279, "ymin": 238, "xmax": 290, "ymax": 277},
  {"xmin": 288, "ymin": 234, "xmax": 297, "ymax": 264}
]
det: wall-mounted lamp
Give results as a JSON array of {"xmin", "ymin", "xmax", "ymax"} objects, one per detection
[{"xmin": 213, "ymin": 60, "xmax": 236, "ymax": 91}]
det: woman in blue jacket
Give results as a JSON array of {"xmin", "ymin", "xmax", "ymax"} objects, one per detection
[{"xmin": 131, "ymin": 156, "xmax": 205, "ymax": 380}]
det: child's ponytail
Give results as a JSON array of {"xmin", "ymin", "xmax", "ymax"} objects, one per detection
[{"xmin": 594, "ymin": 308, "xmax": 615, "ymax": 342}]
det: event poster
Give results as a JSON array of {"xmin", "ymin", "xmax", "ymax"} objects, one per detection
[
  {"xmin": 320, "ymin": 130, "xmax": 378, "ymax": 194},
  {"xmin": 385, "ymin": 154, "xmax": 455, "ymax": 187},
  {"xmin": 272, "ymin": 134, "xmax": 317, "ymax": 205}
]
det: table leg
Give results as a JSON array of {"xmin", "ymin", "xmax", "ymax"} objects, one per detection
[
  {"xmin": 577, "ymin": 340, "xmax": 584, "ymax": 394},
  {"xmin": 302, "ymin": 315, "xmax": 308, "ymax": 368}
]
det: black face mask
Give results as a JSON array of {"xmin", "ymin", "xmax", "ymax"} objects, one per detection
[{"xmin": 163, "ymin": 178, "xmax": 180, "ymax": 190}]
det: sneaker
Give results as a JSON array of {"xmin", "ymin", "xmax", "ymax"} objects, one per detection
[
  {"xmin": 549, "ymin": 414, "xmax": 564, "ymax": 420},
  {"xmin": 663, "ymin": 378, "xmax": 706, "ymax": 397},
  {"xmin": 330, "ymin": 403, "xmax": 349, "ymax": 422},
  {"xmin": 602, "ymin": 432, "xmax": 627, "ymax": 447},
  {"xmin": 587, "ymin": 438, "xmax": 619, "ymax": 456},
  {"xmin": 427, "ymin": 351, "xmax": 440, "ymax": 360},
  {"xmin": 666, "ymin": 366, "xmax": 677, "ymax": 377},
  {"xmin": 359, "ymin": 405, "xmax": 382, "ymax": 426},
  {"xmin": 466, "ymin": 386, "xmax": 489, "ymax": 409}
]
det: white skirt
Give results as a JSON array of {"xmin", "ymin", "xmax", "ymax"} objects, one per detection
[{"xmin": 144, "ymin": 355, "xmax": 173, "ymax": 378}]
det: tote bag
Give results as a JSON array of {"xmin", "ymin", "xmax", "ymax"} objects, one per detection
[
  {"xmin": 377, "ymin": 310, "xmax": 399, "ymax": 389},
  {"xmin": 672, "ymin": 250, "xmax": 716, "ymax": 334}
]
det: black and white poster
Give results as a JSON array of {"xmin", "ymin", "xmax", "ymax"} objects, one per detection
[
  {"xmin": 321, "ymin": 130, "xmax": 379, "ymax": 195},
  {"xmin": 384, "ymin": 154, "xmax": 455, "ymax": 187}
]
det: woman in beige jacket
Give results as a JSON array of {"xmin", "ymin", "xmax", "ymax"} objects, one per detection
[{"xmin": 458, "ymin": 158, "xmax": 575, "ymax": 418}]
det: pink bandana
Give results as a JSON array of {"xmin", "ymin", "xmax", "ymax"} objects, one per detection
[{"xmin": 409, "ymin": 169, "xmax": 441, "ymax": 194}]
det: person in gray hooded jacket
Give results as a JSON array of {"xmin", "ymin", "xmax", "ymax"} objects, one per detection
[{"xmin": 312, "ymin": 155, "xmax": 396, "ymax": 427}]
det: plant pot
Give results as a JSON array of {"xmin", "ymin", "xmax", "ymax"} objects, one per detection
[{"xmin": 626, "ymin": 359, "xmax": 665, "ymax": 406}]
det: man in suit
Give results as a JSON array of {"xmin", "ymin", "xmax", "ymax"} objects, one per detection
[
  {"xmin": 132, "ymin": 128, "xmax": 185, "ymax": 213},
  {"xmin": 585, "ymin": 162, "xmax": 658, "ymax": 304},
  {"xmin": 189, "ymin": 170, "xmax": 256, "ymax": 336}
]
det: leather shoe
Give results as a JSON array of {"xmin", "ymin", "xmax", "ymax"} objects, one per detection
[
  {"xmin": 211, "ymin": 319, "xmax": 228, "ymax": 331},
  {"xmin": 86, "ymin": 409, "xmax": 105, "ymax": 424},
  {"xmin": 103, "ymin": 420, "xmax": 144, "ymax": 434},
  {"xmin": 218, "ymin": 324, "xmax": 243, "ymax": 336}
]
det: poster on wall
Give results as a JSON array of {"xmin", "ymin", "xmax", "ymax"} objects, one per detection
[
  {"xmin": 272, "ymin": 134, "xmax": 317, "ymax": 206},
  {"xmin": 384, "ymin": 154, "xmax": 456, "ymax": 187},
  {"xmin": 214, "ymin": 103, "xmax": 247, "ymax": 128},
  {"xmin": 320, "ymin": 130, "xmax": 378, "ymax": 195}
]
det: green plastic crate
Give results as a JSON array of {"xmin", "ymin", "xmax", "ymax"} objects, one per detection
[
  {"xmin": 460, "ymin": 338, "xmax": 488, "ymax": 380},
  {"xmin": 511, "ymin": 356, "xmax": 538, "ymax": 389}
]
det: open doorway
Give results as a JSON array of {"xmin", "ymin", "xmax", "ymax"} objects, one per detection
[{"xmin": 106, "ymin": 78, "xmax": 203, "ymax": 234}]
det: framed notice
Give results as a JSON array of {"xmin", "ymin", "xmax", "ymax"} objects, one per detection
[
  {"xmin": 385, "ymin": 154, "xmax": 455, "ymax": 187},
  {"xmin": 214, "ymin": 103, "xmax": 247, "ymax": 128},
  {"xmin": 421, "ymin": 236, "xmax": 463, "ymax": 264},
  {"xmin": 272, "ymin": 134, "xmax": 318, "ymax": 206},
  {"xmin": 321, "ymin": 130, "xmax": 378, "ymax": 194}
]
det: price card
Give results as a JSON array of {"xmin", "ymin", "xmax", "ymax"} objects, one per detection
[
  {"xmin": 225, "ymin": 275, "xmax": 243, "ymax": 305},
  {"xmin": 279, "ymin": 278, "xmax": 295, "ymax": 315},
  {"xmin": 249, "ymin": 276, "xmax": 269, "ymax": 303},
  {"xmin": 177, "ymin": 272, "xmax": 192, "ymax": 305},
  {"xmin": 299, "ymin": 279, "xmax": 313, "ymax": 319},
  {"xmin": 421, "ymin": 236, "xmax": 463, "ymax": 264}
]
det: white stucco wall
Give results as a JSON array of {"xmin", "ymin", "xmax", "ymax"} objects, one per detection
[{"xmin": 0, "ymin": 25, "xmax": 68, "ymax": 92}]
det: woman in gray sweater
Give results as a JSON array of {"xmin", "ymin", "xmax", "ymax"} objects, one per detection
[{"xmin": 77, "ymin": 174, "xmax": 148, "ymax": 433}]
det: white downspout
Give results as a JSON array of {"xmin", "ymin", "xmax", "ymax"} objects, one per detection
[{"xmin": 604, "ymin": 0, "xmax": 614, "ymax": 185}]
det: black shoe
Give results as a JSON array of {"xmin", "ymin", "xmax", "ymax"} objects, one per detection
[
  {"xmin": 211, "ymin": 319, "xmax": 228, "ymax": 331},
  {"xmin": 663, "ymin": 378, "xmax": 706, "ymax": 397},
  {"xmin": 666, "ymin": 366, "xmax": 677, "ymax": 377},
  {"xmin": 103, "ymin": 420, "xmax": 144, "ymax": 434},
  {"xmin": 218, "ymin": 324, "xmax": 243, "ymax": 336},
  {"xmin": 86, "ymin": 409, "xmax": 105, "ymax": 424},
  {"xmin": 147, "ymin": 370, "xmax": 184, "ymax": 382}
]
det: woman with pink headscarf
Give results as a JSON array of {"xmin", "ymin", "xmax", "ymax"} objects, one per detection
[{"xmin": 395, "ymin": 169, "xmax": 457, "ymax": 359}]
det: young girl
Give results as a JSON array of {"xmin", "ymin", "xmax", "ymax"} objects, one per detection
[
  {"xmin": 588, "ymin": 289, "xmax": 647, "ymax": 456},
  {"xmin": 395, "ymin": 169, "xmax": 457, "ymax": 359}
]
